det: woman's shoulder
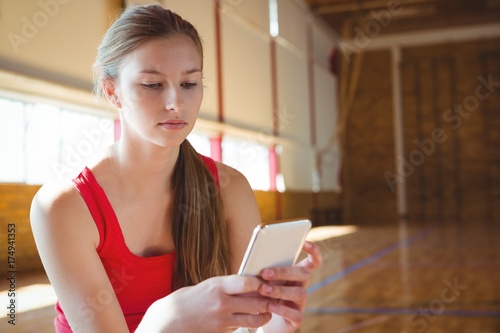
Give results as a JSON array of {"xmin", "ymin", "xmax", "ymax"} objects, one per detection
[
  {"xmin": 33, "ymin": 146, "xmax": 115, "ymax": 220},
  {"xmin": 32, "ymin": 178, "xmax": 80, "ymax": 216},
  {"xmin": 30, "ymin": 175, "xmax": 97, "ymax": 242},
  {"xmin": 213, "ymin": 161, "xmax": 250, "ymax": 193},
  {"xmin": 214, "ymin": 162, "xmax": 258, "ymax": 214}
]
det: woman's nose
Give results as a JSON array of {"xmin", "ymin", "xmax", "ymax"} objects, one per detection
[{"xmin": 165, "ymin": 87, "xmax": 184, "ymax": 112}]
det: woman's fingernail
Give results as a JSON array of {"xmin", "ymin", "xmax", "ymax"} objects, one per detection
[
  {"xmin": 305, "ymin": 242, "xmax": 312, "ymax": 249},
  {"xmin": 264, "ymin": 285, "xmax": 272, "ymax": 293},
  {"xmin": 264, "ymin": 269, "xmax": 274, "ymax": 277},
  {"xmin": 308, "ymin": 257, "xmax": 315, "ymax": 267}
]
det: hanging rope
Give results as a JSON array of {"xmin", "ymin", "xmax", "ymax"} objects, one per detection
[{"xmin": 316, "ymin": 17, "xmax": 365, "ymax": 190}]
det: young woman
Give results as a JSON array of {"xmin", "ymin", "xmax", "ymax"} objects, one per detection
[{"xmin": 30, "ymin": 4, "xmax": 322, "ymax": 333}]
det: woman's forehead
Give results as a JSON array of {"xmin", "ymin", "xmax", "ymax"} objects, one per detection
[{"xmin": 120, "ymin": 37, "xmax": 202, "ymax": 75}]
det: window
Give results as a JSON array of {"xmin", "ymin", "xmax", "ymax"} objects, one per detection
[
  {"xmin": 222, "ymin": 135, "xmax": 270, "ymax": 191},
  {"xmin": 187, "ymin": 131, "xmax": 211, "ymax": 157},
  {"xmin": 0, "ymin": 96, "xmax": 114, "ymax": 184},
  {"xmin": 269, "ymin": 0, "xmax": 279, "ymax": 37},
  {"xmin": 0, "ymin": 99, "xmax": 25, "ymax": 182},
  {"xmin": 0, "ymin": 95, "xmax": 275, "ymax": 190}
]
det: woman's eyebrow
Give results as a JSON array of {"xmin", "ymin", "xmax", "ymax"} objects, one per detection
[
  {"xmin": 182, "ymin": 68, "xmax": 202, "ymax": 75},
  {"xmin": 139, "ymin": 68, "xmax": 202, "ymax": 75},
  {"xmin": 140, "ymin": 69, "xmax": 162, "ymax": 75}
]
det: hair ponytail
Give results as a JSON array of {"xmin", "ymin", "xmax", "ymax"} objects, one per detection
[{"xmin": 171, "ymin": 140, "xmax": 230, "ymax": 289}]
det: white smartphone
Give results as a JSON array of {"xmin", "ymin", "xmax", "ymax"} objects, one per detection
[{"xmin": 238, "ymin": 219, "xmax": 312, "ymax": 276}]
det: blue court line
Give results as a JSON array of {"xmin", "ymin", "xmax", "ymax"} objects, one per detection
[
  {"xmin": 305, "ymin": 307, "xmax": 500, "ymax": 317},
  {"xmin": 307, "ymin": 228, "xmax": 430, "ymax": 294}
]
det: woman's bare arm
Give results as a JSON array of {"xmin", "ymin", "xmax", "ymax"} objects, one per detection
[
  {"xmin": 217, "ymin": 163, "xmax": 262, "ymax": 273},
  {"xmin": 31, "ymin": 182, "xmax": 130, "ymax": 333}
]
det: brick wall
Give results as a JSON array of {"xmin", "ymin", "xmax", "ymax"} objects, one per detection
[
  {"xmin": 401, "ymin": 38, "xmax": 500, "ymax": 223},
  {"xmin": 0, "ymin": 184, "xmax": 42, "ymax": 273},
  {"xmin": 342, "ymin": 37, "xmax": 500, "ymax": 224},
  {"xmin": 343, "ymin": 49, "xmax": 398, "ymax": 225},
  {"xmin": 254, "ymin": 190, "xmax": 340, "ymax": 225}
]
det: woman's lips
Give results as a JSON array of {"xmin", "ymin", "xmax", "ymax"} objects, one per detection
[{"xmin": 158, "ymin": 120, "xmax": 187, "ymax": 130}]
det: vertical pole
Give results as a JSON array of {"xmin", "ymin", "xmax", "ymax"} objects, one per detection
[
  {"xmin": 213, "ymin": 0, "xmax": 224, "ymax": 165},
  {"xmin": 394, "ymin": 45, "xmax": 411, "ymax": 306},
  {"xmin": 269, "ymin": 145, "xmax": 278, "ymax": 191},
  {"xmin": 210, "ymin": 135, "xmax": 222, "ymax": 162},
  {"xmin": 391, "ymin": 46, "xmax": 408, "ymax": 220},
  {"xmin": 214, "ymin": 0, "xmax": 224, "ymax": 124},
  {"xmin": 307, "ymin": 23, "xmax": 317, "ymax": 149}
]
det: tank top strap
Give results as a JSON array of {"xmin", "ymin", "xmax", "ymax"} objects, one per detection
[
  {"xmin": 199, "ymin": 154, "xmax": 220, "ymax": 189},
  {"xmin": 72, "ymin": 167, "xmax": 109, "ymax": 251}
]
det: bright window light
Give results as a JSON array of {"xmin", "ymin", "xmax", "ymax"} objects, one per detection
[
  {"xmin": 25, "ymin": 103, "xmax": 61, "ymax": 184},
  {"xmin": 306, "ymin": 225, "xmax": 359, "ymax": 242},
  {"xmin": 276, "ymin": 172, "xmax": 286, "ymax": 192},
  {"xmin": 222, "ymin": 136, "xmax": 270, "ymax": 191},
  {"xmin": 187, "ymin": 132, "xmax": 211, "ymax": 157},
  {"xmin": 57, "ymin": 110, "xmax": 114, "ymax": 182},
  {"xmin": 269, "ymin": 0, "xmax": 279, "ymax": 37},
  {"xmin": 0, "ymin": 284, "xmax": 57, "ymax": 318},
  {"xmin": 0, "ymin": 96, "xmax": 114, "ymax": 185},
  {"xmin": 0, "ymin": 99, "xmax": 25, "ymax": 182}
]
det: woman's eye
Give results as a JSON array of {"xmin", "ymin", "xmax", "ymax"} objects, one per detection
[
  {"xmin": 142, "ymin": 83, "xmax": 161, "ymax": 89},
  {"xmin": 181, "ymin": 82, "xmax": 197, "ymax": 89}
]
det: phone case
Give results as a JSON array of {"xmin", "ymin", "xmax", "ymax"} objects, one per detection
[{"xmin": 238, "ymin": 219, "xmax": 311, "ymax": 276}]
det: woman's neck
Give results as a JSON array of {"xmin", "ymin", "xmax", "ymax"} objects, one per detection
[{"xmin": 109, "ymin": 135, "xmax": 180, "ymax": 198}]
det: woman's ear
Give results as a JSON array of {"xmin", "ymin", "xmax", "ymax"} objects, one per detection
[{"xmin": 102, "ymin": 78, "xmax": 122, "ymax": 109}]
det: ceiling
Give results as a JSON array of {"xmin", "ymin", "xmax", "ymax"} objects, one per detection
[{"xmin": 304, "ymin": 0, "xmax": 500, "ymax": 37}]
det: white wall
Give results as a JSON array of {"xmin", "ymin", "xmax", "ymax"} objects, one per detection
[
  {"xmin": 0, "ymin": 0, "xmax": 112, "ymax": 89},
  {"xmin": 221, "ymin": 5, "xmax": 273, "ymax": 131}
]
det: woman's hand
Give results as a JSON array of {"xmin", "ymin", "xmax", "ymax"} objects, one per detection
[
  {"xmin": 136, "ymin": 275, "xmax": 273, "ymax": 333},
  {"xmin": 258, "ymin": 241, "xmax": 323, "ymax": 333}
]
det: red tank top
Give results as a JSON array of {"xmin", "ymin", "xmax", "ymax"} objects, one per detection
[{"xmin": 54, "ymin": 155, "xmax": 219, "ymax": 332}]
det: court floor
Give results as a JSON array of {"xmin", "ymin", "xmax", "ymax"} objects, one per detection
[
  {"xmin": 1, "ymin": 222, "xmax": 499, "ymax": 333},
  {"xmin": 302, "ymin": 222, "xmax": 500, "ymax": 333}
]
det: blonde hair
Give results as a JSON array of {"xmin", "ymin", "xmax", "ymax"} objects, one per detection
[{"xmin": 93, "ymin": 4, "xmax": 230, "ymax": 289}]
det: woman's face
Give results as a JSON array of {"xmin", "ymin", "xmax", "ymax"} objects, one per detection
[{"xmin": 112, "ymin": 36, "xmax": 203, "ymax": 149}]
